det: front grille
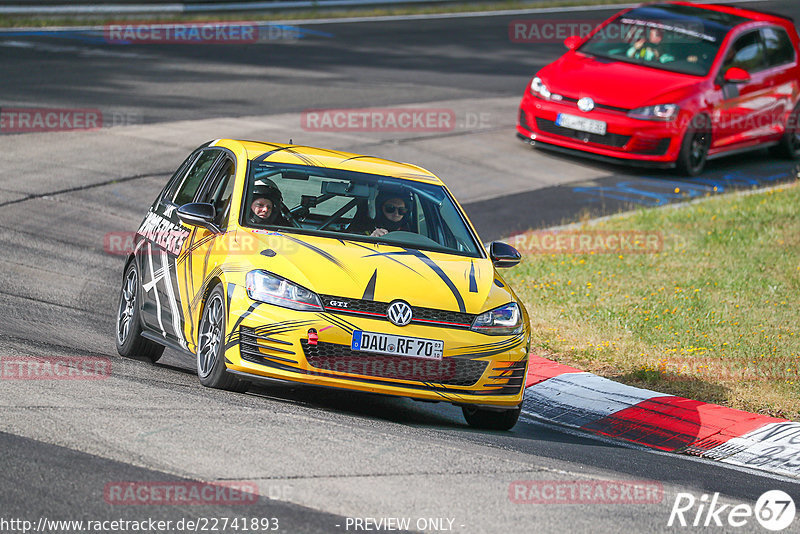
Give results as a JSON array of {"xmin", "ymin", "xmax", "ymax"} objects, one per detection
[
  {"xmin": 559, "ymin": 95, "xmax": 631, "ymax": 114},
  {"xmin": 630, "ymin": 138, "xmax": 671, "ymax": 156},
  {"xmin": 519, "ymin": 108, "xmax": 532, "ymax": 131},
  {"xmin": 320, "ymin": 295, "xmax": 475, "ymax": 329},
  {"xmin": 535, "ymin": 118, "xmax": 630, "ymax": 148},
  {"xmin": 239, "ymin": 326, "xmax": 298, "ymax": 365},
  {"xmin": 302, "ymin": 340, "xmax": 488, "ymax": 386},
  {"xmin": 481, "ymin": 359, "xmax": 528, "ymax": 394}
]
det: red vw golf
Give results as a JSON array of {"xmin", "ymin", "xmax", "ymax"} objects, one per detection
[{"xmin": 517, "ymin": 2, "xmax": 800, "ymax": 175}]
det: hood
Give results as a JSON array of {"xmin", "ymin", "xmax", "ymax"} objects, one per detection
[
  {"xmin": 238, "ymin": 229, "xmax": 514, "ymax": 315},
  {"xmin": 539, "ymin": 52, "xmax": 702, "ymax": 109}
]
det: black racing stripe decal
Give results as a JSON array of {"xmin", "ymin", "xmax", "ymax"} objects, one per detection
[
  {"xmin": 349, "ymin": 242, "xmax": 422, "ymax": 276},
  {"xmin": 253, "ymin": 146, "xmax": 320, "ymax": 166},
  {"xmin": 285, "ymin": 148, "xmax": 321, "ymax": 166},
  {"xmin": 362, "ymin": 269, "xmax": 377, "ymax": 301},
  {"xmin": 254, "ymin": 146, "xmax": 298, "ymax": 163},
  {"xmin": 229, "ymin": 301, "xmax": 261, "ymax": 335},
  {"xmin": 468, "ymin": 261, "xmax": 477, "ymax": 293},
  {"xmin": 403, "ymin": 248, "xmax": 466, "ymax": 313},
  {"xmin": 451, "ymin": 333, "xmax": 526, "ymax": 353},
  {"xmin": 226, "ymin": 319, "xmax": 314, "ymax": 347},
  {"xmin": 339, "ymin": 155, "xmax": 374, "ymax": 163},
  {"xmin": 226, "ymin": 283, "xmax": 235, "ymax": 315},
  {"xmin": 253, "ymin": 320, "xmax": 315, "ymax": 335},
  {"xmin": 450, "ymin": 335, "xmax": 526, "ymax": 358},
  {"xmin": 280, "ymin": 234, "xmax": 356, "ymax": 279},
  {"xmin": 182, "ymin": 228, "xmax": 196, "ymax": 348},
  {"xmin": 178, "ymin": 232, "xmax": 216, "ymax": 262},
  {"xmin": 453, "ymin": 342, "xmax": 526, "ymax": 359},
  {"xmin": 318, "ymin": 313, "xmax": 356, "ymax": 335}
]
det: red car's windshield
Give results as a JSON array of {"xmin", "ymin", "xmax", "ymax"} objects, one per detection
[{"xmin": 579, "ymin": 5, "xmax": 739, "ymax": 76}]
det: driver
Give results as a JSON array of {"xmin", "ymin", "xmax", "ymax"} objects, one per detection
[
  {"xmin": 248, "ymin": 182, "xmax": 289, "ymax": 226},
  {"xmin": 627, "ymin": 27, "xmax": 676, "ymax": 63},
  {"xmin": 369, "ymin": 191, "xmax": 412, "ymax": 237},
  {"xmin": 348, "ymin": 190, "xmax": 413, "ymax": 237}
]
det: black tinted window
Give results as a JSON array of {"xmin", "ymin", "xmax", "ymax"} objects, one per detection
[
  {"xmin": 199, "ymin": 158, "xmax": 236, "ymax": 227},
  {"xmin": 761, "ymin": 27, "xmax": 795, "ymax": 68},
  {"xmin": 172, "ymin": 150, "xmax": 219, "ymax": 206},
  {"xmin": 162, "ymin": 152, "xmax": 198, "ymax": 202},
  {"xmin": 724, "ymin": 31, "xmax": 766, "ymax": 73}
]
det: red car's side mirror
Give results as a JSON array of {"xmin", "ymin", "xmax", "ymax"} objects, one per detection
[
  {"xmin": 724, "ymin": 67, "xmax": 751, "ymax": 84},
  {"xmin": 564, "ymin": 35, "xmax": 581, "ymax": 51}
]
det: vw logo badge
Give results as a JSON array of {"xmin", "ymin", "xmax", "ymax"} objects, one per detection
[
  {"xmin": 577, "ymin": 97, "xmax": 595, "ymax": 112},
  {"xmin": 386, "ymin": 300, "xmax": 413, "ymax": 327}
]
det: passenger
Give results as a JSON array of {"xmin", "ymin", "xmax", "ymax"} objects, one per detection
[
  {"xmin": 627, "ymin": 27, "xmax": 675, "ymax": 63},
  {"xmin": 248, "ymin": 183, "xmax": 289, "ymax": 226}
]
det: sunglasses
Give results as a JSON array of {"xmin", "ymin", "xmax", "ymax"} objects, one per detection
[{"xmin": 383, "ymin": 205, "xmax": 408, "ymax": 215}]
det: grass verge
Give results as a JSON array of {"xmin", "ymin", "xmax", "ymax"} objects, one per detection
[
  {"xmin": 0, "ymin": 0, "xmax": 630, "ymax": 28},
  {"xmin": 506, "ymin": 181, "xmax": 800, "ymax": 419}
]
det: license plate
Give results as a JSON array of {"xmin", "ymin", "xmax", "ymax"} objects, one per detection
[
  {"xmin": 351, "ymin": 331, "xmax": 443, "ymax": 360},
  {"xmin": 557, "ymin": 113, "xmax": 607, "ymax": 135}
]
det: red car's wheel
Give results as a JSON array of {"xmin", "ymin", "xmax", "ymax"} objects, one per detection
[
  {"xmin": 676, "ymin": 115, "xmax": 711, "ymax": 176},
  {"xmin": 775, "ymin": 103, "xmax": 800, "ymax": 159}
]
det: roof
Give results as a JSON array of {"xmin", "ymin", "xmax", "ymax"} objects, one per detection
[
  {"xmin": 666, "ymin": 2, "xmax": 794, "ymax": 26},
  {"xmin": 213, "ymin": 139, "xmax": 442, "ymax": 185}
]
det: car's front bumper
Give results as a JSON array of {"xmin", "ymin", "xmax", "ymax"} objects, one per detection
[
  {"xmin": 517, "ymin": 92, "xmax": 685, "ymax": 165},
  {"xmin": 222, "ymin": 298, "xmax": 530, "ymax": 409}
]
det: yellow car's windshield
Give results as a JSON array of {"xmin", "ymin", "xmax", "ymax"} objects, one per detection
[{"xmin": 241, "ymin": 162, "xmax": 483, "ymax": 258}]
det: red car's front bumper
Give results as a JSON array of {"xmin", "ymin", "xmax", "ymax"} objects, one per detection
[{"xmin": 517, "ymin": 91, "xmax": 686, "ymax": 167}]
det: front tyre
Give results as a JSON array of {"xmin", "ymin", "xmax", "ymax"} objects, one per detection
[
  {"xmin": 462, "ymin": 404, "xmax": 521, "ymax": 431},
  {"xmin": 196, "ymin": 285, "xmax": 248, "ymax": 393},
  {"xmin": 774, "ymin": 102, "xmax": 800, "ymax": 159},
  {"xmin": 116, "ymin": 261, "xmax": 165, "ymax": 363},
  {"xmin": 676, "ymin": 115, "xmax": 711, "ymax": 176}
]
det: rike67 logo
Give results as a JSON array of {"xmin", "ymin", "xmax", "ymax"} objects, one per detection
[{"xmin": 668, "ymin": 490, "xmax": 795, "ymax": 531}]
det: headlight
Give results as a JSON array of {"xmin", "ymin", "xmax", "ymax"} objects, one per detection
[
  {"xmin": 628, "ymin": 104, "xmax": 680, "ymax": 121},
  {"xmin": 245, "ymin": 270, "xmax": 322, "ymax": 311},
  {"xmin": 530, "ymin": 76, "xmax": 552, "ymax": 99},
  {"xmin": 471, "ymin": 302, "xmax": 522, "ymax": 335}
]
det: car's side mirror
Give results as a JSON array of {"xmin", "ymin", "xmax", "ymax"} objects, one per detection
[
  {"xmin": 564, "ymin": 35, "xmax": 581, "ymax": 51},
  {"xmin": 724, "ymin": 67, "xmax": 751, "ymax": 84},
  {"xmin": 489, "ymin": 241, "xmax": 521, "ymax": 268},
  {"xmin": 177, "ymin": 203, "xmax": 221, "ymax": 234}
]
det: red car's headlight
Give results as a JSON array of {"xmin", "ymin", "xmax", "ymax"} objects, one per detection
[
  {"xmin": 628, "ymin": 104, "xmax": 680, "ymax": 121},
  {"xmin": 530, "ymin": 76, "xmax": 552, "ymax": 99}
]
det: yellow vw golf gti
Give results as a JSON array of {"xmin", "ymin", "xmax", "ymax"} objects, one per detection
[{"xmin": 116, "ymin": 140, "xmax": 530, "ymax": 430}]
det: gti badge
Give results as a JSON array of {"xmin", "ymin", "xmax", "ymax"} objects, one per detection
[
  {"xmin": 577, "ymin": 97, "xmax": 595, "ymax": 112},
  {"xmin": 386, "ymin": 300, "xmax": 413, "ymax": 327}
]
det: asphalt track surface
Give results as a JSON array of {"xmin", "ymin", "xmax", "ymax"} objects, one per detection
[{"xmin": 2, "ymin": 2, "xmax": 800, "ymax": 533}]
